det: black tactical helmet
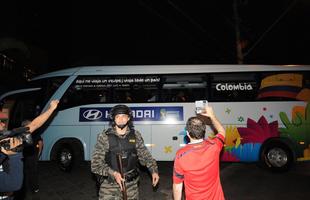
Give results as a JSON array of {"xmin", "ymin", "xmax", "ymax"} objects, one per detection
[
  {"xmin": 109, "ymin": 105, "xmax": 132, "ymax": 120},
  {"xmin": 110, "ymin": 105, "xmax": 133, "ymax": 129}
]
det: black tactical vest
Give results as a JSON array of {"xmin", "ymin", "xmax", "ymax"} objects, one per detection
[{"xmin": 105, "ymin": 128, "xmax": 138, "ymax": 173}]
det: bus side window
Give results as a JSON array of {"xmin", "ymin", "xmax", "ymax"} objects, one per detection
[
  {"xmin": 162, "ymin": 74, "xmax": 207, "ymax": 102},
  {"xmin": 147, "ymin": 91, "xmax": 158, "ymax": 102},
  {"xmin": 125, "ymin": 91, "xmax": 133, "ymax": 102},
  {"xmin": 8, "ymin": 91, "xmax": 43, "ymax": 129},
  {"xmin": 210, "ymin": 73, "xmax": 258, "ymax": 102},
  {"xmin": 174, "ymin": 91, "xmax": 187, "ymax": 102},
  {"xmin": 59, "ymin": 77, "xmax": 107, "ymax": 109},
  {"xmin": 257, "ymin": 72, "xmax": 310, "ymax": 101},
  {"xmin": 29, "ymin": 77, "xmax": 67, "ymax": 107}
]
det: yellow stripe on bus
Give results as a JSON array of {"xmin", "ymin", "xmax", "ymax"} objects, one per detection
[{"xmin": 260, "ymin": 73, "xmax": 302, "ymax": 89}]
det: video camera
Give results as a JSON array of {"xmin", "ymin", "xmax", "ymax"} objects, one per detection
[{"xmin": 0, "ymin": 127, "xmax": 33, "ymax": 151}]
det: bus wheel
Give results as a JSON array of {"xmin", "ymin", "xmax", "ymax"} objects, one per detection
[
  {"xmin": 57, "ymin": 145, "xmax": 74, "ymax": 172},
  {"xmin": 52, "ymin": 139, "xmax": 84, "ymax": 172},
  {"xmin": 260, "ymin": 140, "xmax": 294, "ymax": 172}
]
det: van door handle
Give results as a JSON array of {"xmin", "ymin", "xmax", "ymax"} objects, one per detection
[{"xmin": 172, "ymin": 136, "xmax": 178, "ymax": 140}]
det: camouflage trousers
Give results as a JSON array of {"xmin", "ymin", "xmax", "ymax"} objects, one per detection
[{"xmin": 99, "ymin": 178, "xmax": 139, "ymax": 200}]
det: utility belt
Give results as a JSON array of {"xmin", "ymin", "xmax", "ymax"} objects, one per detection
[
  {"xmin": 124, "ymin": 169, "xmax": 139, "ymax": 182},
  {"xmin": 97, "ymin": 169, "xmax": 139, "ymax": 185}
]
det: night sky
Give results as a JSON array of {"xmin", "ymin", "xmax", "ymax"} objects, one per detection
[{"xmin": 1, "ymin": 0, "xmax": 310, "ymax": 73}]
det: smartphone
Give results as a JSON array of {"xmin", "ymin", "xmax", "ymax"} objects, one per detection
[{"xmin": 195, "ymin": 100, "xmax": 208, "ymax": 114}]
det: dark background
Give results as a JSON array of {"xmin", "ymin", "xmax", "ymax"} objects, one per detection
[{"xmin": 1, "ymin": 0, "xmax": 310, "ymax": 91}]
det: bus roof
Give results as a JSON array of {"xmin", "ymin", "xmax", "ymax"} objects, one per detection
[{"xmin": 32, "ymin": 65, "xmax": 310, "ymax": 80}]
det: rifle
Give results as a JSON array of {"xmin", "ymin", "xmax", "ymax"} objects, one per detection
[{"xmin": 117, "ymin": 153, "xmax": 127, "ymax": 200}]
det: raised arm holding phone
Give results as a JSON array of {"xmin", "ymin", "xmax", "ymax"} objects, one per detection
[{"xmin": 173, "ymin": 104, "xmax": 226, "ymax": 200}]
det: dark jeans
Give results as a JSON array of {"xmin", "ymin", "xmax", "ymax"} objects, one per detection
[
  {"xmin": 24, "ymin": 154, "xmax": 39, "ymax": 192},
  {"xmin": 13, "ymin": 154, "xmax": 40, "ymax": 200}
]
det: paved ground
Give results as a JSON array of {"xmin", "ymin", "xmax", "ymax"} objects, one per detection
[{"xmin": 16, "ymin": 161, "xmax": 310, "ymax": 200}]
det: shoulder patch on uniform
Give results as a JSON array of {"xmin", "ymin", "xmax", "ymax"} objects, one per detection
[{"xmin": 129, "ymin": 139, "xmax": 136, "ymax": 143}]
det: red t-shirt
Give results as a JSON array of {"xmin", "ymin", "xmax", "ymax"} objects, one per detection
[{"xmin": 173, "ymin": 134, "xmax": 225, "ymax": 200}]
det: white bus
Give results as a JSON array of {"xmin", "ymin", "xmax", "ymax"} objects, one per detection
[{"xmin": 0, "ymin": 65, "xmax": 309, "ymax": 171}]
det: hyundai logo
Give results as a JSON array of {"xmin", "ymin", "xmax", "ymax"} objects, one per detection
[{"xmin": 83, "ymin": 109, "xmax": 103, "ymax": 120}]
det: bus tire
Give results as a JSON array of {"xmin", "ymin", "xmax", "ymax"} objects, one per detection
[
  {"xmin": 260, "ymin": 139, "xmax": 295, "ymax": 172},
  {"xmin": 57, "ymin": 145, "xmax": 74, "ymax": 172},
  {"xmin": 52, "ymin": 139, "xmax": 84, "ymax": 172}
]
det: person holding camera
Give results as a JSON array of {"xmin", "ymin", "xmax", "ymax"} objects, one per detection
[
  {"xmin": 91, "ymin": 105, "xmax": 159, "ymax": 200},
  {"xmin": 17, "ymin": 119, "xmax": 44, "ymax": 198},
  {"xmin": 0, "ymin": 137, "xmax": 23, "ymax": 199},
  {"xmin": 0, "ymin": 100, "xmax": 59, "ymax": 199},
  {"xmin": 173, "ymin": 106, "xmax": 226, "ymax": 200}
]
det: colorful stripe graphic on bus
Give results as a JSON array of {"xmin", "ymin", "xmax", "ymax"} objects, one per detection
[
  {"xmin": 221, "ymin": 102, "xmax": 310, "ymax": 162},
  {"xmin": 79, "ymin": 106, "xmax": 184, "ymax": 122},
  {"xmin": 258, "ymin": 73, "xmax": 310, "ymax": 101}
]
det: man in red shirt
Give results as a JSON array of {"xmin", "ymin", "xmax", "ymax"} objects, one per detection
[{"xmin": 173, "ymin": 106, "xmax": 226, "ymax": 200}]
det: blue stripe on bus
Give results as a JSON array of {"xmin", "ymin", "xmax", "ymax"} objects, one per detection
[
  {"xmin": 79, "ymin": 106, "xmax": 184, "ymax": 122},
  {"xmin": 259, "ymin": 85, "xmax": 301, "ymax": 93}
]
